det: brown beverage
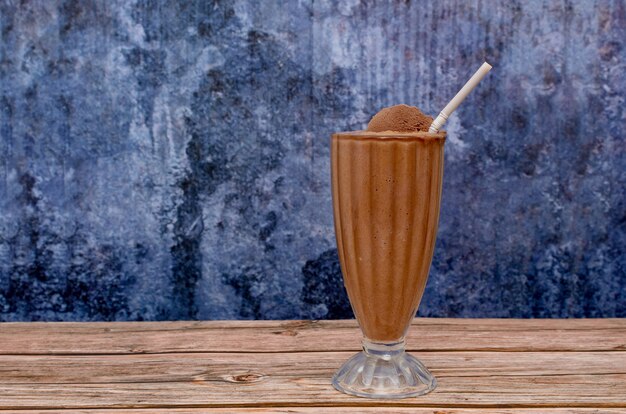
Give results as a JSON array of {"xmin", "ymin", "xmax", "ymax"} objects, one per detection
[
  {"xmin": 331, "ymin": 129, "xmax": 445, "ymax": 342},
  {"xmin": 330, "ymin": 68, "xmax": 490, "ymax": 398}
]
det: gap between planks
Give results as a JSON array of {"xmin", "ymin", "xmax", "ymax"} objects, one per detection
[{"xmin": 3, "ymin": 409, "xmax": 626, "ymax": 414}]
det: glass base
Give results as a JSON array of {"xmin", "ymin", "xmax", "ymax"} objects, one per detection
[{"xmin": 332, "ymin": 339, "xmax": 436, "ymax": 399}]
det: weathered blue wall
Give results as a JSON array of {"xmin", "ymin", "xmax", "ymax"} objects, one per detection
[{"xmin": 0, "ymin": 1, "xmax": 624, "ymax": 321}]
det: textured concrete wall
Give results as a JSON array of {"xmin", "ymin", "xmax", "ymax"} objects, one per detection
[{"xmin": 0, "ymin": 1, "xmax": 624, "ymax": 321}]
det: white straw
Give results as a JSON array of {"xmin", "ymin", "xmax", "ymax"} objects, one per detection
[{"xmin": 429, "ymin": 62, "xmax": 493, "ymax": 133}]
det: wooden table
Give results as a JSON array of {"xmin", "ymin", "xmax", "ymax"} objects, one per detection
[{"xmin": 1, "ymin": 319, "xmax": 625, "ymax": 413}]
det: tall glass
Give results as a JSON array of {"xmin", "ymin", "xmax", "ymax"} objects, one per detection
[{"xmin": 330, "ymin": 130, "xmax": 446, "ymax": 398}]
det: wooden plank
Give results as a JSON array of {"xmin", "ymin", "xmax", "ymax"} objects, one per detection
[
  {"xmin": 1, "ymin": 378, "xmax": 625, "ymax": 410},
  {"xmin": 0, "ymin": 351, "xmax": 624, "ymax": 409},
  {"xmin": 1, "ymin": 319, "xmax": 624, "ymax": 355},
  {"xmin": 1, "ymin": 351, "xmax": 624, "ymax": 384}
]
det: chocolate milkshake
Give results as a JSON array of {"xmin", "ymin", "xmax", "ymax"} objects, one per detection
[
  {"xmin": 331, "ymin": 104, "xmax": 445, "ymax": 398},
  {"xmin": 332, "ymin": 105, "xmax": 445, "ymax": 342},
  {"xmin": 330, "ymin": 63, "xmax": 490, "ymax": 400}
]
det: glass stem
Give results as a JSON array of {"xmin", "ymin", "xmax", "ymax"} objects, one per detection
[{"xmin": 362, "ymin": 338, "xmax": 406, "ymax": 360}]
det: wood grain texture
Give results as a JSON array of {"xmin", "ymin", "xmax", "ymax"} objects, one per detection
[
  {"xmin": 1, "ymin": 352, "xmax": 625, "ymax": 409},
  {"xmin": 0, "ymin": 319, "xmax": 624, "ymax": 411},
  {"xmin": 1, "ymin": 318, "xmax": 624, "ymax": 354}
]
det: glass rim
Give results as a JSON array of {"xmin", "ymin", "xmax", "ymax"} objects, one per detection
[{"xmin": 332, "ymin": 130, "xmax": 446, "ymax": 141}]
